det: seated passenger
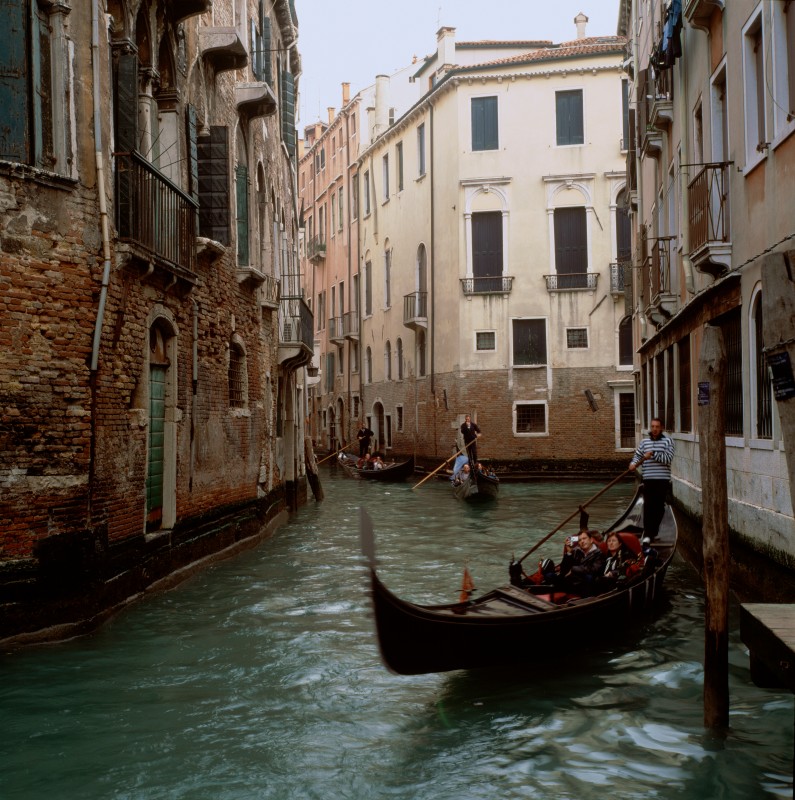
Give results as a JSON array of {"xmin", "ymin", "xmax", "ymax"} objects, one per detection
[
  {"xmin": 595, "ymin": 531, "xmax": 643, "ymax": 591},
  {"xmin": 556, "ymin": 529, "xmax": 606, "ymax": 596},
  {"xmin": 373, "ymin": 456, "xmax": 385, "ymax": 470},
  {"xmin": 453, "ymin": 463, "xmax": 471, "ymax": 486},
  {"xmin": 451, "ymin": 453, "xmax": 470, "ymax": 481}
]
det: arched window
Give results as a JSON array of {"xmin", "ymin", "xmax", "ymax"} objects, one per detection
[
  {"xmin": 396, "ymin": 338, "xmax": 403, "ymax": 380},
  {"xmin": 618, "ymin": 316, "xmax": 633, "ymax": 366},
  {"xmin": 751, "ymin": 290, "xmax": 773, "ymax": 438},
  {"xmin": 384, "ymin": 340, "xmax": 392, "ymax": 380},
  {"xmin": 228, "ymin": 338, "xmax": 247, "ymax": 408}
]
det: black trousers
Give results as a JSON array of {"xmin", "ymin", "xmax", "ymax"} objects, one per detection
[
  {"xmin": 643, "ymin": 479, "xmax": 670, "ymax": 538},
  {"xmin": 358, "ymin": 440, "xmax": 369, "ymax": 457},
  {"xmin": 465, "ymin": 440, "xmax": 478, "ymax": 465}
]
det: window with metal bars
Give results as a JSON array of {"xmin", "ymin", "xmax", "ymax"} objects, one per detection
[
  {"xmin": 723, "ymin": 308, "xmax": 744, "ymax": 435},
  {"xmin": 566, "ymin": 328, "xmax": 588, "ymax": 349},
  {"xmin": 228, "ymin": 343, "xmax": 245, "ymax": 408},
  {"xmin": 655, "ymin": 354, "xmax": 666, "ymax": 424},
  {"xmin": 515, "ymin": 403, "xmax": 546, "ymax": 434},
  {"xmin": 678, "ymin": 335, "xmax": 692, "ymax": 433},
  {"xmin": 753, "ymin": 293, "xmax": 773, "ymax": 438},
  {"xmin": 666, "ymin": 346, "xmax": 675, "ymax": 431},
  {"xmin": 619, "ymin": 392, "xmax": 635, "ymax": 448}
]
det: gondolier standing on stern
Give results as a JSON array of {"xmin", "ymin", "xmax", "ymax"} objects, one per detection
[
  {"xmin": 629, "ymin": 417, "xmax": 674, "ymax": 540},
  {"xmin": 460, "ymin": 414, "xmax": 482, "ymax": 465},
  {"xmin": 356, "ymin": 421, "xmax": 374, "ymax": 457}
]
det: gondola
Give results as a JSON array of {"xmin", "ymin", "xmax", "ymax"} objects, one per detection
[
  {"xmin": 451, "ymin": 468, "xmax": 499, "ymax": 502},
  {"xmin": 360, "ymin": 487, "xmax": 676, "ymax": 674},
  {"xmin": 338, "ymin": 453, "xmax": 415, "ymax": 482}
]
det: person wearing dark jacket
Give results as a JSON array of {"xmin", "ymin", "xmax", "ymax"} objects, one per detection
[
  {"xmin": 356, "ymin": 421, "xmax": 374, "ymax": 457},
  {"xmin": 460, "ymin": 414, "xmax": 481, "ymax": 464},
  {"xmin": 557, "ymin": 529, "xmax": 606, "ymax": 596}
]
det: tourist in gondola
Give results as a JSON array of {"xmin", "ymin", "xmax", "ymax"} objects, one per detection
[
  {"xmin": 356, "ymin": 421, "xmax": 374, "ymax": 458},
  {"xmin": 628, "ymin": 417, "xmax": 674, "ymax": 540},
  {"xmin": 460, "ymin": 414, "xmax": 481, "ymax": 464},
  {"xmin": 452, "ymin": 463, "xmax": 471, "ymax": 486},
  {"xmin": 596, "ymin": 531, "xmax": 643, "ymax": 591},
  {"xmin": 555, "ymin": 529, "xmax": 606, "ymax": 596}
]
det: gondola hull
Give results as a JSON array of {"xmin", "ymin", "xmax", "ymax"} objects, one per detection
[
  {"xmin": 339, "ymin": 454, "xmax": 415, "ymax": 481},
  {"xmin": 361, "ymin": 489, "xmax": 676, "ymax": 674},
  {"xmin": 452, "ymin": 470, "xmax": 499, "ymax": 502}
]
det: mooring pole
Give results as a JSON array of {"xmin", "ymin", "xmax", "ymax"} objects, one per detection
[{"xmin": 698, "ymin": 323, "xmax": 730, "ymax": 729}]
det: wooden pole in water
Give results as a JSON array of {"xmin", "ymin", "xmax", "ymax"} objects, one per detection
[{"xmin": 698, "ymin": 323, "xmax": 729, "ymax": 729}]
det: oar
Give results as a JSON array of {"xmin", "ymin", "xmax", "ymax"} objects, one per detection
[
  {"xmin": 412, "ymin": 440, "xmax": 475, "ymax": 490},
  {"xmin": 317, "ymin": 441, "xmax": 356, "ymax": 465},
  {"xmin": 515, "ymin": 468, "xmax": 633, "ymax": 565}
]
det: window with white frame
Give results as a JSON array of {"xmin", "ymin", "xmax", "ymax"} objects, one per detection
[
  {"xmin": 771, "ymin": 0, "xmax": 795, "ymax": 141},
  {"xmin": 396, "ymin": 338, "xmax": 403, "ymax": 380},
  {"xmin": 363, "ymin": 170, "xmax": 371, "ymax": 215},
  {"xmin": 396, "ymin": 404, "xmax": 404, "ymax": 432},
  {"xmin": 471, "ymin": 96, "xmax": 498, "ymax": 151},
  {"xmin": 417, "ymin": 123, "xmax": 426, "ymax": 176},
  {"xmin": 384, "ymin": 340, "xmax": 392, "ymax": 380},
  {"xmin": 514, "ymin": 402, "xmax": 547, "ymax": 435},
  {"xmin": 396, "ymin": 141, "xmax": 404, "ymax": 191},
  {"xmin": 476, "ymin": 331, "xmax": 496, "ymax": 351},
  {"xmin": 556, "ymin": 89, "xmax": 584, "ymax": 146},
  {"xmin": 743, "ymin": 9, "xmax": 768, "ymax": 166},
  {"xmin": 338, "ymin": 187, "xmax": 344, "ymax": 230},
  {"xmin": 566, "ymin": 328, "xmax": 589, "ymax": 349},
  {"xmin": 512, "ymin": 319, "xmax": 547, "ymax": 367},
  {"xmin": 382, "ymin": 153, "xmax": 390, "ymax": 200},
  {"xmin": 384, "ymin": 414, "xmax": 392, "ymax": 448},
  {"xmin": 384, "ymin": 246, "xmax": 392, "ymax": 308},
  {"xmin": 365, "ymin": 346, "xmax": 372, "ymax": 383}
]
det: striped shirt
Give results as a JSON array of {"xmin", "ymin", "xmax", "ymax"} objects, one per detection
[{"xmin": 630, "ymin": 434, "xmax": 674, "ymax": 480}]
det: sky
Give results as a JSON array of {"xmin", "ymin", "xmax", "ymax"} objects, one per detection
[{"xmin": 294, "ymin": 0, "xmax": 624, "ymax": 127}]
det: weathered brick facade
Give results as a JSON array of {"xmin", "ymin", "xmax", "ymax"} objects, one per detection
[{"xmin": 0, "ymin": 0, "xmax": 310, "ymax": 643}]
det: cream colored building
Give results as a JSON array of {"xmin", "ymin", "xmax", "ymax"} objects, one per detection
[
  {"xmin": 619, "ymin": 0, "xmax": 794, "ymax": 565},
  {"xmin": 353, "ymin": 22, "xmax": 634, "ymax": 469}
]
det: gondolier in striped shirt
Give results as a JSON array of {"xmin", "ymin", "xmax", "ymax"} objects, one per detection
[{"xmin": 629, "ymin": 417, "xmax": 674, "ymax": 540}]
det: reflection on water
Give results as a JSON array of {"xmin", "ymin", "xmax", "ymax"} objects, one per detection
[{"xmin": 0, "ymin": 470, "xmax": 791, "ymax": 799}]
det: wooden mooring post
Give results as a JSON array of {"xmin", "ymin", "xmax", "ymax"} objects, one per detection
[{"xmin": 698, "ymin": 323, "xmax": 730, "ymax": 729}]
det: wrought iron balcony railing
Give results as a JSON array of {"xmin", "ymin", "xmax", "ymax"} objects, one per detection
[
  {"xmin": 342, "ymin": 311, "xmax": 359, "ymax": 338},
  {"xmin": 116, "ymin": 152, "xmax": 198, "ymax": 273},
  {"xmin": 328, "ymin": 316, "xmax": 344, "ymax": 342},
  {"xmin": 460, "ymin": 276, "xmax": 514, "ymax": 295},
  {"xmin": 260, "ymin": 273, "xmax": 279, "ymax": 307},
  {"xmin": 650, "ymin": 238, "xmax": 674, "ymax": 300},
  {"xmin": 307, "ymin": 235, "xmax": 326, "ymax": 261},
  {"xmin": 280, "ymin": 298, "xmax": 314, "ymax": 350},
  {"xmin": 403, "ymin": 291, "xmax": 428, "ymax": 324},
  {"xmin": 544, "ymin": 273, "xmax": 599, "ymax": 291},
  {"xmin": 688, "ymin": 162, "xmax": 731, "ymax": 254},
  {"xmin": 610, "ymin": 261, "xmax": 628, "ymax": 295}
]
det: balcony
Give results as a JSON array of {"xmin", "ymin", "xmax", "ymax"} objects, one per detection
[
  {"xmin": 307, "ymin": 235, "xmax": 326, "ymax": 262},
  {"xmin": 403, "ymin": 291, "xmax": 428, "ymax": 331},
  {"xmin": 115, "ymin": 152, "xmax": 198, "ymax": 293},
  {"xmin": 646, "ymin": 238, "xmax": 677, "ymax": 324},
  {"xmin": 649, "ymin": 67, "xmax": 674, "ymax": 129},
  {"xmin": 168, "ymin": 0, "xmax": 211, "ymax": 23},
  {"xmin": 278, "ymin": 297, "xmax": 314, "ymax": 370},
  {"xmin": 199, "ymin": 27, "xmax": 247, "ymax": 73},
  {"xmin": 544, "ymin": 273, "xmax": 599, "ymax": 291},
  {"xmin": 684, "ymin": 0, "xmax": 724, "ymax": 32},
  {"xmin": 460, "ymin": 275, "xmax": 514, "ymax": 296},
  {"xmin": 329, "ymin": 316, "xmax": 345, "ymax": 345},
  {"xmin": 235, "ymin": 82, "xmax": 277, "ymax": 119},
  {"xmin": 637, "ymin": 70, "xmax": 663, "ymax": 160},
  {"xmin": 610, "ymin": 261, "xmax": 629, "ymax": 297},
  {"xmin": 688, "ymin": 162, "xmax": 731, "ymax": 277},
  {"xmin": 342, "ymin": 311, "xmax": 359, "ymax": 340},
  {"xmin": 260, "ymin": 273, "xmax": 280, "ymax": 309}
]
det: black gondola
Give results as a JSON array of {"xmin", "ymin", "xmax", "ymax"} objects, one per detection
[
  {"xmin": 338, "ymin": 453, "xmax": 415, "ymax": 482},
  {"xmin": 451, "ymin": 469, "xmax": 499, "ymax": 502},
  {"xmin": 360, "ymin": 488, "xmax": 676, "ymax": 675}
]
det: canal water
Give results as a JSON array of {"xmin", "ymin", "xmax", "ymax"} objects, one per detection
[{"xmin": 1, "ymin": 469, "xmax": 792, "ymax": 799}]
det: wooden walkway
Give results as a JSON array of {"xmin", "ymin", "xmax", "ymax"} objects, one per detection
[{"xmin": 740, "ymin": 603, "xmax": 795, "ymax": 692}]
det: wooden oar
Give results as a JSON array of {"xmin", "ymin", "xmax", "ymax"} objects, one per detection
[
  {"xmin": 412, "ymin": 441, "xmax": 474, "ymax": 490},
  {"xmin": 317, "ymin": 441, "xmax": 356, "ymax": 465},
  {"xmin": 516, "ymin": 468, "xmax": 633, "ymax": 565}
]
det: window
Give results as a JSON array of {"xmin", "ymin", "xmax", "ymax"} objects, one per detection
[
  {"xmin": 752, "ymin": 291, "xmax": 773, "ymax": 438},
  {"xmin": 554, "ymin": 207, "xmax": 588, "ymax": 288},
  {"xmin": 618, "ymin": 393, "xmax": 635, "ymax": 448},
  {"xmin": 351, "ymin": 341, "xmax": 359, "ymax": 373},
  {"xmin": 228, "ymin": 341, "xmax": 246, "ymax": 408},
  {"xmin": 0, "ymin": 0, "xmax": 72, "ymax": 173},
  {"xmin": 618, "ymin": 317, "xmax": 633, "ymax": 366},
  {"xmin": 352, "ymin": 176, "xmax": 359, "ymax": 219},
  {"xmin": 514, "ymin": 402, "xmax": 547, "ymax": 435},
  {"xmin": 771, "ymin": 1, "xmax": 795, "ymax": 140},
  {"xmin": 363, "ymin": 170, "xmax": 371, "ymax": 215},
  {"xmin": 471, "ymin": 96, "xmax": 498, "ymax": 150},
  {"xmin": 251, "ymin": 3, "xmax": 272, "ymax": 84},
  {"xmin": 385, "ymin": 341, "xmax": 392, "ymax": 380},
  {"xmin": 476, "ymin": 331, "xmax": 496, "ymax": 351},
  {"xmin": 382, "ymin": 153, "xmax": 390, "ymax": 200},
  {"xmin": 338, "ymin": 187, "xmax": 344, "ymax": 230},
  {"xmin": 396, "ymin": 338, "xmax": 403, "ymax": 380},
  {"xmin": 556, "ymin": 89, "xmax": 584, "ymax": 146},
  {"xmin": 566, "ymin": 328, "xmax": 588, "ymax": 349},
  {"xmin": 655, "ymin": 353, "xmax": 665, "ymax": 422},
  {"xmin": 417, "ymin": 123, "xmax": 426, "ymax": 176},
  {"xmin": 325, "ymin": 352, "xmax": 335, "ymax": 393},
  {"xmin": 396, "ymin": 405, "xmax": 404, "ymax": 432},
  {"xmin": 678, "ymin": 335, "xmax": 691, "ymax": 433},
  {"xmin": 665, "ymin": 345, "xmax": 675, "ymax": 432},
  {"xmin": 472, "ymin": 211, "xmax": 503, "ymax": 290},
  {"xmin": 723, "ymin": 308, "xmax": 744, "ymax": 435},
  {"xmin": 364, "ymin": 260, "xmax": 372, "ymax": 316},
  {"xmin": 330, "ymin": 192, "xmax": 336, "ymax": 236},
  {"xmin": 512, "ymin": 319, "xmax": 547, "ymax": 367},
  {"xmin": 235, "ymin": 164, "xmax": 250, "ymax": 265},
  {"xmin": 353, "ymin": 395, "xmax": 360, "ymax": 418},
  {"xmin": 743, "ymin": 10, "xmax": 767, "ymax": 165},
  {"xmin": 365, "ymin": 347, "xmax": 372, "ymax": 383},
  {"xmin": 417, "ymin": 329, "xmax": 426, "ymax": 377},
  {"xmin": 396, "ymin": 141, "xmax": 404, "ymax": 191},
  {"xmin": 385, "ymin": 414, "xmax": 393, "ymax": 448},
  {"xmin": 198, "ymin": 127, "xmax": 231, "ymax": 245},
  {"xmin": 621, "ymin": 79, "xmax": 630, "ymax": 150},
  {"xmin": 384, "ymin": 247, "xmax": 391, "ymax": 308}
]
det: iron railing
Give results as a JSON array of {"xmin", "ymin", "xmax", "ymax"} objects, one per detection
[
  {"xmin": 116, "ymin": 151, "xmax": 198, "ymax": 272},
  {"xmin": 610, "ymin": 261, "xmax": 628, "ymax": 294},
  {"xmin": 688, "ymin": 162, "xmax": 731, "ymax": 253},
  {"xmin": 307, "ymin": 235, "xmax": 326, "ymax": 260},
  {"xmin": 403, "ymin": 291, "xmax": 428, "ymax": 323},
  {"xmin": 650, "ymin": 238, "xmax": 674, "ymax": 299},
  {"xmin": 460, "ymin": 276, "xmax": 514, "ymax": 295},
  {"xmin": 260, "ymin": 273, "xmax": 279, "ymax": 306},
  {"xmin": 544, "ymin": 273, "xmax": 599, "ymax": 291},
  {"xmin": 342, "ymin": 311, "xmax": 359, "ymax": 337},
  {"xmin": 328, "ymin": 315, "xmax": 344, "ymax": 341},
  {"xmin": 280, "ymin": 297, "xmax": 314, "ymax": 350}
]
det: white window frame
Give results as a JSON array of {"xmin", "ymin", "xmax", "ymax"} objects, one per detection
[
  {"xmin": 565, "ymin": 327, "xmax": 589, "ymax": 350},
  {"xmin": 771, "ymin": 0, "xmax": 795, "ymax": 147},
  {"xmin": 396, "ymin": 404, "xmax": 404, "ymax": 432},
  {"xmin": 742, "ymin": 6, "xmax": 768, "ymax": 173},
  {"xmin": 613, "ymin": 387, "xmax": 637, "ymax": 451},
  {"xmin": 513, "ymin": 401, "xmax": 549, "ymax": 437},
  {"xmin": 382, "ymin": 153, "xmax": 390, "ymax": 201},
  {"xmin": 475, "ymin": 330, "xmax": 496, "ymax": 352},
  {"xmin": 510, "ymin": 317, "xmax": 548, "ymax": 369}
]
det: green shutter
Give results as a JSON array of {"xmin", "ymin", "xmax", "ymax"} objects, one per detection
[
  {"xmin": 186, "ymin": 105, "xmax": 199, "ymax": 204},
  {"xmin": 236, "ymin": 164, "xmax": 249, "ymax": 266},
  {"xmin": 471, "ymin": 97, "xmax": 498, "ymax": 151},
  {"xmin": 281, "ymin": 70, "xmax": 296, "ymax": 157},
  {"xmin": 198, "ymin": 126, "xmax": 230, "ymax": 245},
  {"xmin": 471, "ymin": 98, "xmax": 484, "ymax": 151},
  {"xmin": 556, "ymin": 90, "xmax": 584, "ymax": 146},
  {"xmin": 115, "ymin": 53, "xmax": 139, "ymax": 153},
  {"xmin": 260, "ymin": 7, "xmax": 272, "ymax": 85},
  {"xmin": 0, "ymin": 0, "xmax": 30, "ymax": 162}
]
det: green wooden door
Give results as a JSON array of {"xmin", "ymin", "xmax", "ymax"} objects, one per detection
[{"xmin": 146, "ymin": 365, "xmax": 166, "ymax": 531}]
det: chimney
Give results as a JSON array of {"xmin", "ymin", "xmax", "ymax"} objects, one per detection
[
  {"xmin": 436, "ymin": 26, "xmax": 456, "ymax": 70},
  {"xmin": 574, "ymin": 12, "xmax": 588, "ymax": 39},
  {"xmin": 342, "ymin": 82, "xmax": 350, "ymax": 106},
  {"xmin": 327, "ymin": 106, "xmax": 335, "ymax": 124},
  {"xmin": 374, "ymin": 74, "xmax": 389, "ymax": 136}
]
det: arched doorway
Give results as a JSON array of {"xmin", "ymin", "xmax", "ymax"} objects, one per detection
[
  {"xmin": 372, "ymin": 401, "xmax": 385, "ymax": 455},
  {"xmin": 336, "ymin": 397, "xmax": 345, "ymax": 446}
]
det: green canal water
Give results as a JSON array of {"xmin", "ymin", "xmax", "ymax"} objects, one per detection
[{"xmin": 1, "ymin": 469, "xmax": 791, "ymax": 799}]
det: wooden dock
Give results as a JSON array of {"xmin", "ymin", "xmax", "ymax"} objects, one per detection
[{"xmin": 740, "ymin": 603, "xmax": 795, "ymax": 691}]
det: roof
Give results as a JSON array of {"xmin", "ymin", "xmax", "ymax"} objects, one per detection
[{"xmin": 466, "ymin": 36, "xmax": 627, "ymax": 70}]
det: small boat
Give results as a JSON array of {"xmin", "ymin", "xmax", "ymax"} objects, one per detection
[
  {"xmin": 451, "ymin": 468, "xmax": 499, "ymax": 502},
  {"xmin": 338, "ymin": 453, "xmax": 415, "ymax": 482},
  {"xmin": 360, "ymin": 488, "xmax": 676, "ymax": 675}
]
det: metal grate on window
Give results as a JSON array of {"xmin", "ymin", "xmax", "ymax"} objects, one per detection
[
  {"xmin": 666, "ymin": 346, "xmax": 675, "ymax": 431},
  {"xmin": 754, "ymin": 296, "xmax": 773, "ymax": 438},
  {"xmin": 476, "ymin": 331, "xmax": 496, "ymax": 351},
  {"xmin": 619, "ymin": 393, "xmax": 635, "ymax": 448},
  {"xmin": 678, "ymin": 336, "xmax": 692, "ymax": 433},
  {"xmin": 723, "ymin": 309, "xmax": 744, "ymax": 435},
  {"xmin": 516, "ymin": 403, "xmax": 546, "ymax": 433},
  {"xmin": 229, "ymin": 345, "xmax": 245, "ymax": 408},
  {"xmin": 566, "ymin": 328, "xmax": 588, "ymax": 349}
]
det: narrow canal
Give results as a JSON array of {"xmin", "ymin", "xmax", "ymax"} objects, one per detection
[{"xmin": 1, "ymin": 469, "xmax": 792, "ymax": 799}]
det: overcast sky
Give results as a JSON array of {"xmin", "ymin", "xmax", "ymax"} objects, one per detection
[{"xmin": 295, "ymin": 0, "xmax": 624, "ymax": 126}]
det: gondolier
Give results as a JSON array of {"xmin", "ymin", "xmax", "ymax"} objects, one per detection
[
  {"xmin": 356, "ymin": 421, "xmax": 374, "ymax": 457},
  {"xmin": 629, "ymin": 417, "xmax": 674, "ymax": 539},
  {"xmin": 460, "ymin": 414, "xmax": 481, "ymax": 464}
]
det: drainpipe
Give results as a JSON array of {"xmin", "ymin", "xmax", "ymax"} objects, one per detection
[
  {"xmin": 677, "ymin": 41, "xmax": 695, "ymax": 294},
  {"xmin": 190, "ymin": 300, "xmax": 199, "ymax": 491},
  {"xmin": 90, "ymin": 0, "xmax": 113, "ymax": 373},
  {"xmin": 429, "ymin": 102, "xmax": 436, "ymax": 454}
]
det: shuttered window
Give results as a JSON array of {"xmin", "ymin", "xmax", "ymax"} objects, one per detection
[
  {"xmin": 197, "ymin": 126, "xmax": 230, "ymax": 245},
  {"xmin": 512, "ymin": 319, "xmax": 547, "ymax": 367},
  {"xmin": 471, "ymin": 96, "xmax": 498, "ymax": 151},
  {"xmin": 554, "ymin": 207, "xmax": 588, "ymax": 287},
  {"xmin": 252, "ymin": 4, "xmax": 271, "ymax": 84},
  {"xmin": 280, "ymin": 70, "xmax": 296, "ymax": 157},
  {"xmin": 556, "ymin": 89, "xmax": 584, "ymax": 145},
  {"xmin": 236, "ymin": 164, "xmax": 249, "ymax": 266},
  {"xmin": 472, "ymin": 211, "xmax": 503, "ymax": 283}
]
